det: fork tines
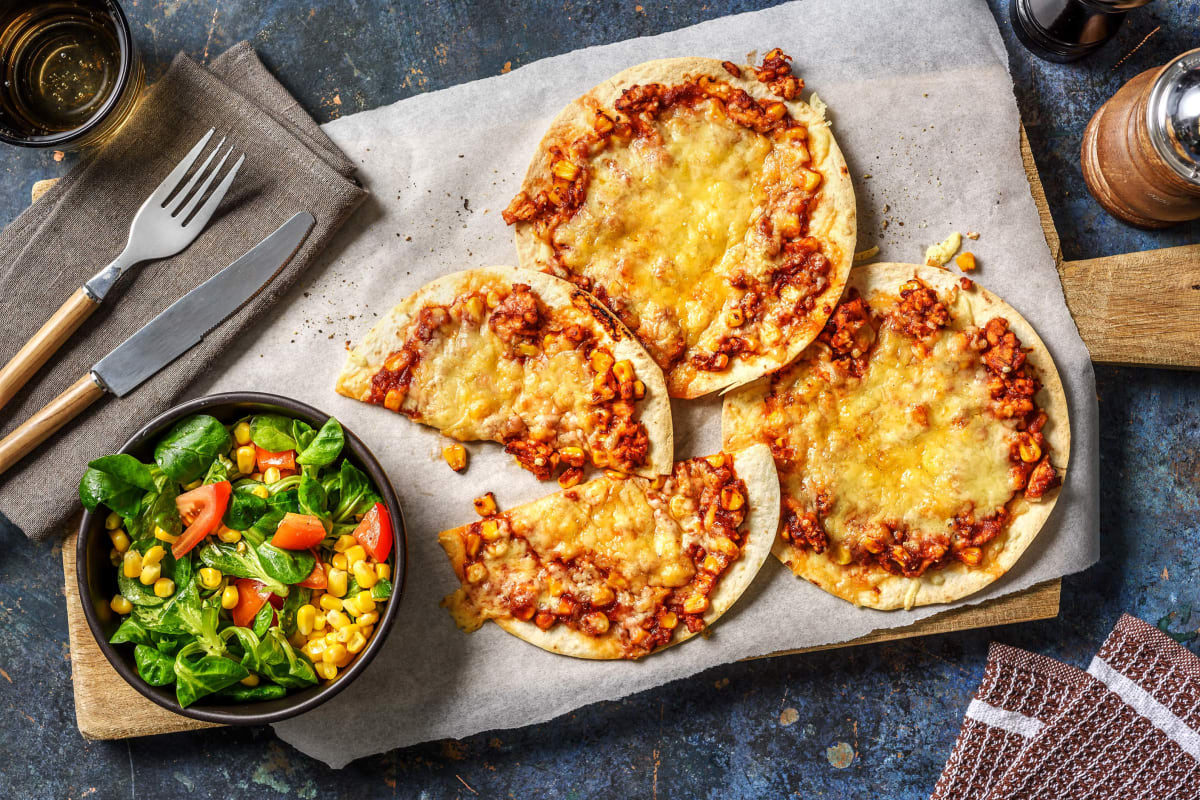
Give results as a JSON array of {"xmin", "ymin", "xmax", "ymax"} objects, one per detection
[{"xmin": 156, "ymin": 128, "xmax": 246, "ymax": 228}]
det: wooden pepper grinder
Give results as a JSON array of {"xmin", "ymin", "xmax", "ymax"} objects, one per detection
[{"xmin": 1081, "ymin": 49, "xmax": 1200, "ymax": 228}]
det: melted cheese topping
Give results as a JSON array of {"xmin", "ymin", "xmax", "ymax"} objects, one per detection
[
  {"xmin": 511, "ymin": 479, "xmax": 695, "ymax": 590},
  {"xmin": 441, "ymin": 458, "xmax": 746, "ymax": 655},
  {"xmin": 361, "ymin": 274, "xmax": 650, "ymax": 473},
  {"xmin": 555, "ymin": 104, "xmax": 769, "ymax": 347},
  {"xmin": 404, "ymin": 317, "xmax": 597, "ymax": 446},
  {"xmin": 546, "ymin": 102, "xmax": 820, "ymax": 390},
  {"xmin": 763, "ymin": 325, "xmax": 1017, "ymax": 549}
]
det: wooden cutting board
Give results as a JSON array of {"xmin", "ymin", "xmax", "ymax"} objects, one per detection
[{"xmin": 55, "ymin": 129, "xmax": 1200, "ymax": 741}]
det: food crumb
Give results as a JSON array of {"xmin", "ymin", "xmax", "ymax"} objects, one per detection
[
  {"xmin": 853, "ymin": 245, "xmax": 879, "ymax": 263},
  {"xmin": 779, "ymin": 707, "xmax": 800, "ymax": 726},
  {"xmin": 924, "ymin": 231, "xmax": 963, "ymax": 267},
  {"xmin": 501, "ymin": 61, "xmax": 512, "ymax": 74},
  {"xmin": 966, "ymin": 230, "xmax": 980, "ymax": 240},
  {"xmin": 955, "ymin": 252, "xmax": 978, "ymax": 271}
]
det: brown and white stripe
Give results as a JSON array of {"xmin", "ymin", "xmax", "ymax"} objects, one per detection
[
  {"xmin": 933, "ymin": 615, "xmax": 1200, "ymax": 800},
  {"xmin": 930, "ymin": 643, "xmax": 1089, "ymax": 800}
]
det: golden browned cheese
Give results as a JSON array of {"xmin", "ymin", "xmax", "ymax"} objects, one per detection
[
  {"xmin": 553, "ymin": 105, "xmax": 770, "ymax": 346},
  {"xmin": 543, "ymin": 102, "xmax": 823, "ymax": 388},
  {"xmin": 441, "ymin": 457, "xmax": 749, "ymax": 657},
  {"xmin": 756, "ymin": 323, "xmax": 1016, "ymax": 555},
  {"xmin": 342, "ymin": 271, "xmax": 655, "ymax": 477},
  {"xmin": 403, "ymin": 301, "xmax": 597, "ymax": 445}
]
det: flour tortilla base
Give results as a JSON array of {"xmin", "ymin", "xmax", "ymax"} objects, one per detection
[
  {"xmin": 722, "ymin": 263, "xmax": 1070, "ymax": 610},
  {"xmin": 336, "ymin": 265, "xmax": 673, "ymax": 477},
  {"xmin": 512, "ymin": 56, "xmax": 857, "ymax": 399},
  {"xmin": 441, "ymin": 444, "xmax": 779, "ymax": 659}
]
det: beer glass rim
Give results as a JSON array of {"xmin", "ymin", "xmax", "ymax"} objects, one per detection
[{"xmin": 0, "ymin": 0, "xmax": 137, "ymax": 148}]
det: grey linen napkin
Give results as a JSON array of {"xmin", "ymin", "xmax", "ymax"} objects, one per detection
[{"xmin": 0, "ymin": 43, "xmax": 366, "ymax": 540}]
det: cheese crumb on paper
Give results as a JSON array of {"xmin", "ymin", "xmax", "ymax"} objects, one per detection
[
  {"xmin": 854, "ymin": 245, "xmax": 879, "ymax": 263},
  {"xmin": 924, "ymin": 231, "xmax": 962, "ymax": 267}
]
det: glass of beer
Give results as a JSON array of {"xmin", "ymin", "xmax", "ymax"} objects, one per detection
[{"xmin": 0, "ymin": 0, "xmax": 143, "ymax": 149}]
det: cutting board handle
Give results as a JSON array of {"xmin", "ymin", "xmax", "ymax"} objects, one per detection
[{"xmin": 1059, "ymin": 245, "xmax": 1200, "ymax": 369}]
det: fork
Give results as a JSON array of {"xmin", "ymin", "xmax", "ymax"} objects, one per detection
[{"xmin": 0, "ymin": 128, "xmax": 245, "ymax": 411}]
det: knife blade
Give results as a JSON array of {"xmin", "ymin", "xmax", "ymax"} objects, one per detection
[
  {"xmin": 0, "ymin": 212, "xmax": 315, "ymax": 477},
  {"xmin": 94, "ymin": 211, "xmax": 315, "ymax": 396}
]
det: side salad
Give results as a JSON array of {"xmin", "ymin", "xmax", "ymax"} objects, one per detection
[{"xmin": 81, "ymin": 411, "xmax": 395, "ymax": 707}]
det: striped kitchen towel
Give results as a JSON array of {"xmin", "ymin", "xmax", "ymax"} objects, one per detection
[{"xmin": 932, "ymin": 614, "xmax": 1200, "ymax": 800}]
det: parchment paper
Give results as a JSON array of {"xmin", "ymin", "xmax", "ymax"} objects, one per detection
[{"xmin": 191, "ymin": 0, "xmax": 1099, "ymax": 766}]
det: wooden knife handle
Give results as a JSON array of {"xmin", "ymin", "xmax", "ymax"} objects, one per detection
[
  {"xmin": 0, "ymin": 287, "xmax": 100, "ymax": 412},
  {"xmin": 0, "ymin": 374, "xmax": 106, "ymax": 477}
]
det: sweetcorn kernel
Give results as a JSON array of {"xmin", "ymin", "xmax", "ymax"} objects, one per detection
[
  {"xmin": 108, "ymin": 528, "xmax": 130, "ymax": 553},
  {"xmin": 153, "ymin": 526, "xmax": 179, "ymax": 545},
  {"xmin": 323, "ymin": 643, "xmax": 349, "ymax": 664},
  {"xmin": 236, "ymin": 445, "xmax": 256, "ymax": 474},
  {"xmin": 217, "ymin": 526, "xmax": 242, "ymax": 543},
  {"xmin": 352, "ymin": 560, "xmax": 378, "ymax": 589},
  {"xmin": 327, "ymin": 568, "xmax": 348, "ymax": 598},
  {"xmin": 480, "ymin": 520, "xmax": 502, "ymax": 541},
  {"xmin": 199, "ymin": 567, "xmax": 223, "ymax": 589},
  {"xmin": 346, "ymin": 630, "xmax": 367, "ymax": 654},
  {"xmin": 443, "ymin": 444, "xmax": 468, "ymax": 472},
  {"xmin": 139, "ymin": 563, "xmax": 161, "ymax": 586},
  {"xmin": 473, "ymin": 492, "xmax": 498, "ymax": 517},
  {"xmin": 354, "ymin": 590, "xmax": 376, "ymax": 614},
  {"xmin": 303, "ymin": 638, "xmax": 328, "ymax": 660},
  {"xmin": 296, "ymin": 605, "xmax": 317, "ymax": 636},
  {"xmin": 234, "ymin": 421, "xmax": 252, "ymax": 446}
]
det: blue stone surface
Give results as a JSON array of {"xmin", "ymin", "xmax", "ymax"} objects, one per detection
[{"xmin": 0, "ymin": 2, "xmax": 1197, "ymax": 797}]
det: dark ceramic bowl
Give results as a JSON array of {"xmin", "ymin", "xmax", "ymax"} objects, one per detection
[{"xmin": 77, "ymin": 392, "xmax": 406, "ymax": 725}]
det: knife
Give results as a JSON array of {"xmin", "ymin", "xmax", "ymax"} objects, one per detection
[{"xmin": 0, "ymin": 212, "xmax": 315, "ymax": 477}]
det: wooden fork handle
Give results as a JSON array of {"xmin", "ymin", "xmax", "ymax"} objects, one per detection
[
  {"xmin": 0, "ymin": 287, "xmax": 100, "ymax": 412},
  {"xmin": 0, "ymin": 374, "xmax": 106, "ymax": 477}
]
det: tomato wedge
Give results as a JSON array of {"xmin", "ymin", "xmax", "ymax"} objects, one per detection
[
  {"xmin": 353, "ymin": 502, "xmax": 393, "ymax": 562},
  {"xmin": 271, "ymin": 513, "xmax": 326, "ymax": 550},
  {"xmin": 172, "ymin": 481, "xmax": 232, "ymax": 559},
  {"xmin": 298, "ymin": 552, "xmax": 328, "ymax": 589},
  {"xmin": 231, "ymin": 579, "xmax": 271, "ymax": 628},
  {"xmin": 255, "ymin": 446, "xmax": 296, "ymax": 473}
]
